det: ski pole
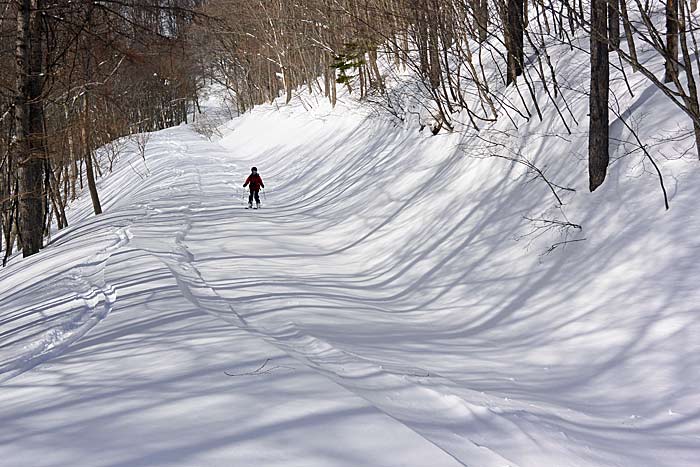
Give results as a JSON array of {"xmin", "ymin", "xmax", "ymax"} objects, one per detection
[{"xmin": 262, "ymin": 188, "xmax": 266, "ymax": 201}]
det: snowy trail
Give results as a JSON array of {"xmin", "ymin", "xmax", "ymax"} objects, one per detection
[
  {"xmin": 131, "ymin": 134, "xmax": 502, "ymax": 466},
  {"xmin": 143, "ymin": 157, "xmax": 513, "ymax": 466},
  {"xmin": 182, "ymin": 107, "xmax": 699, "ymax": 467},
  {"xmin": 1, "ymin": 94, "xmax": 699, "ymax": 466},
  {"xmin": 174, "ymin": 162, "xmax": 574, "ymax": 467},
  {"xmin": 156, "ymin": 121, "xmax": 696, "ymax": 466},
  {"xmin": 0, "ymin": 127, "xmax": 472, "ymax": 467},
  {"xmin": 128, "ymin": 132, "xmax": 540, "ymax": 467}
]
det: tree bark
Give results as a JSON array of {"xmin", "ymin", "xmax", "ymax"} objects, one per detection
[
  {"xmin": 368, "ymin": 49, "xmax": 385, "ymax": 92},
  {"xmin": 678, "ymin": 0, "xmax": 700, "ymax": 157},
  {"xmin": 82, "ymin": 94, "xmax": 102, "ymax": 215},
  {"xmin": 16, "ymin": 0, "xmax": 44, "ymax": 256},
  {"xmin": 472, "ymin": 0, "xmax": 488, "ymax": 43},
  {"xmin": 619, "ymin": 0, "xmax": 638, "ymax": 71},
  {"xmin": 284, "ymin": 66, "xmax": 293, "ymax": 103},
  {"xmin": 664, "ymin": 0, "xmax": 679, "ymax": 83},
  {"xmin": 589, "ymin": 0, "xmax": 610, "ymax": 191},
  {"xmin": 427, "ymin": 6, "xmax": 442, "ymax": 90},
  {"xmin": 416, "ymin": 8, "xmax": 430, "ymax": 80},
  {"xmin": 506, "ymin": 0, "xmax": 524, "ymax": 85},
  {"xmin": 608, "ymin": 0, "xmax": 620, "ymax": 50}
]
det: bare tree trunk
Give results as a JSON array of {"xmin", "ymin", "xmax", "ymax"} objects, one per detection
[
  {"xmin": 427, "ymin": 7, "xmax": 442, "ymax": 90},
  {"xmin": 368, "ymin": 49, "xmax": 385, "ymax": 92},
  {"xmin": 3, "ymin": 200, "xmax": 17, "ymax": 265},
  {"xmin": 284, "ymin": 67, "xmax": 293, "ymax": 103},
  {"xmin": 416, "ymin": 8, "xmax": 430, "ymax": 80},
  {"xmin": 16, "ymin": 0, "xmax": 44, "ymax": 256},
  {"xmin": 664, "ymin": 0, "xmax": 679, "ymax": 83},
  {"xmin": 49, "ymin": 168, "xmax": 68, "ymax": 228},
  {"xmin": 589, "ymin": 0, "xmax": 610, "ymax": 191},
  {"xmin": 330, "ymin": 64, "xmax": 337, "ymax": 107},
  {"xmin": 82, "ymin": 94, "xmax": 102, "ymax": 215},
  {"xmin": 678, "ymin": 0, "xmax": 700, "ymax": 156},
  {"xmin": 608, "ymin": 0, "xmax": 620, "ymax": 50},
  {"xmin": 506, "ymin": 0, "xmax": 525, "ymax": 85},
  {"xmin": 619, "ymin": 0, "xmax": 638, "ymax": 71},
  {"xmin": 323, "ymin": 54, "xmax": 331, "ymax": 98},
  {"xmin": 358, "ymin": 64, "xmax": 366, "ymax": 98},
  {"xmin": 472, "ymin": 0, "xmax": 488, "ymax": 43}
]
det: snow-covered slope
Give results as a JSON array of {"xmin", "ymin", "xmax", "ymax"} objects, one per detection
[{"xmin": 1, "ymin": 44, "xmax": 700, "ymax": 466}]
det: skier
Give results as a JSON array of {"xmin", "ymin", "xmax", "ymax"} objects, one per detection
[{"xmin": 243, "ymin": 166, "xmax": 264, "ymax": 209}]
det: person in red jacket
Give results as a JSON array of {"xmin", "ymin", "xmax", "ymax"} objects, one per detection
[{"xmin": 243, "ymin": 166, "xmax": 264, "ymax": 209}]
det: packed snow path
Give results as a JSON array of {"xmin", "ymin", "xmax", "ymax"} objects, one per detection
[{"xmin": 1, "ymin": 107, "xmax": 699, "ymax": 467}]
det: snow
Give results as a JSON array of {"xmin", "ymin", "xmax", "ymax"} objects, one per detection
[{"xmin": 2, "ymin": 41, "xmax": 700, "ymax": 467}]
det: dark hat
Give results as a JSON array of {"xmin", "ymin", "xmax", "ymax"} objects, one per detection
[{"xmin": 251, "ymin": 166, "xmax": 258, "ymax": 172}]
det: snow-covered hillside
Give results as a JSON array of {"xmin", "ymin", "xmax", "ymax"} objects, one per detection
[{"xmin": 1, "ymin": 41, "xmax": 700, "ymax": 466}]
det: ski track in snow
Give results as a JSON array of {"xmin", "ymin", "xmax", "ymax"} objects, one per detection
[{"xmin": 0, "ymin": 225, "xmax": 133, "ymax": 383}]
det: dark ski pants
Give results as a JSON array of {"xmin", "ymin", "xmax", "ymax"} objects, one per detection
[{"xmin": 248, "ymin": 189, "xmax": 260, "ymax": 205}]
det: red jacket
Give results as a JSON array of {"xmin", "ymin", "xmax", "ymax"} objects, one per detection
[{"xmin": 244, "ymin": 173, "xmax": 264, "ymax": 191}]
